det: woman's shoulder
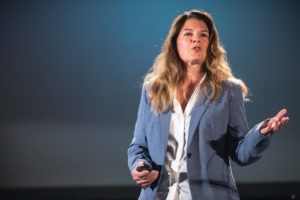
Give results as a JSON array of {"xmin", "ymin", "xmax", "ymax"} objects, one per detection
[
  {"xmin": 222, "ymin": 78, "xmax": 248, "ymax": 100},
  {"xmin": 222, "ymin": 78, "xmax": 242, "ymax": 90},
  {"xmin": 140, "ymin": 85, "xmax": 150, "ymax": 102}
]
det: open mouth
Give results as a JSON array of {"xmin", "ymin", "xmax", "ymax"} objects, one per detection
[{"xmin": 192, "ymin": 46, "xmax": 201, "ymax": 50}]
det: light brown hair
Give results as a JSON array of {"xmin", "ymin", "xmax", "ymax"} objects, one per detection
[{"xmin": 144, "ymin": 9, "xmax": 248, "ymax": 113}]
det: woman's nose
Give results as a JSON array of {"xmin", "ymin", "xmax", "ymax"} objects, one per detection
[{"xmin": 192, "ymin": 36, "xmax": 201, "ymax": 43}]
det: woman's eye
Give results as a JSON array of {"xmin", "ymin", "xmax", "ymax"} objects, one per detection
[
  {"xmin": 184, "ymin": 32, "xmax": 192, "ymax": 36},
  {"xmin": 200, "ymin": 33, "xmax": 209, "ymax": 38}
]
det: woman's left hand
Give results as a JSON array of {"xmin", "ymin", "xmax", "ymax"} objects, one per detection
[{"xmin": 260, "ymin": 108, "xmax": 289, "ymax": 135}]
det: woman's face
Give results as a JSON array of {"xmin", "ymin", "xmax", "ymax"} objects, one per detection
[{"xmin": 176, "ymin": 18, "xmax": 209, "ymax": 66}]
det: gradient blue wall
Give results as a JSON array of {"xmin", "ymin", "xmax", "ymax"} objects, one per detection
[{"xmin": 0, "ymin": 0, "xmax": 299, "ymax": 187}]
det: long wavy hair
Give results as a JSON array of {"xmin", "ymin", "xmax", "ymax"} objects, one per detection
[{"xmin": 144, "ymin": 9, "xmax": 248, "ymax": 113}]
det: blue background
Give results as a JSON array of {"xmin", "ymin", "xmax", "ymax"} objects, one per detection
[{"xmin": 0, "ymin": 0, "xmax": 299, "ymax": 187}]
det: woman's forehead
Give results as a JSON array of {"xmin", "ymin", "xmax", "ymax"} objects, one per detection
[{"xmin": 181, "ymin": 19, "xmax": 209, "ymax": 31}]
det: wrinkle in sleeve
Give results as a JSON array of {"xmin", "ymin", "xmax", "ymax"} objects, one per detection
[
  {"xmin": 127, "ymin": 87, "xmax": 153, "ymax": 171},
  {"xmin": 227, "ymin": 83, "xmax": 272, "ymax": 166}
]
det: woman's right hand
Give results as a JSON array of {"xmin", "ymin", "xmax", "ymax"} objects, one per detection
[{"xmin": 131, "ymin": 162, "xmax": 159, "ymax": 188}]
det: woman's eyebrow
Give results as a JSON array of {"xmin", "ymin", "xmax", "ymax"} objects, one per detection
[
  {"xmin": 182, "ymin": 28, "xmax": 193, "ymax": 31},
  {"xmin": 182, "ymin": 28, "xmax": 209, "ymax": 32}
]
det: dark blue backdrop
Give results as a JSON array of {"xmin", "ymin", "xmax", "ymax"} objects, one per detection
[{"xmin": 0, "ymin": 0, "xmax": 299, "ymax": 187}]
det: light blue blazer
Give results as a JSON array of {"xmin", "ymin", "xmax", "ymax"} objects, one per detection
[{"xmin": 128, "ymin": 81, "xmax": 272, "ymax": 200}]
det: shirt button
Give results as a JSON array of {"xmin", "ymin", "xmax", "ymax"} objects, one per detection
[{"xmin": 187, "ymin": 153, "xmax": 192, "ymax": 158}]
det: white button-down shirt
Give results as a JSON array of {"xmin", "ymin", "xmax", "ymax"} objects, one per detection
[{"xmin": 159, "ymin": 74, "xmax": 206, "ymax": 200}]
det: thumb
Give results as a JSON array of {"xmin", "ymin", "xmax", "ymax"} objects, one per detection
[{"xmin": 260, "ymin": 120, "xmax": 273, "ymax": 135}]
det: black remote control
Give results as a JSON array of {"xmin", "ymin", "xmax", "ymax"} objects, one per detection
[{"xmin": 136, "ymin": 164, "xmax": 151, "ymax": 172}]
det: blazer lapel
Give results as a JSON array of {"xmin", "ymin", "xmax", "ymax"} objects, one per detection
[
  {"xmin": 187, "ymin": 92, "xmax": 210, "ymax": 147},
  {"xmin": 159, "ymin": 108, "xmax": 171, "ymax": 149},
  {"xmin": 158, "ymin": 90, "xmax": 210, "ymax": 150}
]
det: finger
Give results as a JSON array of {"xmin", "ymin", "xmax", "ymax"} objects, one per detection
[
  {"xmin": 133, "ymin": 168, "xmax": 150, "ymax": 176},
  {"xmin": 274, "ymin": 109, "xmax": 287, "ymax": 120},
  {"xmin": 274, "ymin": 124, "xmax": 278, "ymax": 131},
  {"xmin": 275, "ymin": 116, "xmax": 290, "ymax": 129},
  {"xmin": 269, "ymin": 118, "xmax": 277, "ymax": 129},
  {"xmin": 133, "ymin": 175, "xmax": 145, "ymax": 181},
  {"xmin": 278, "ymin": 117, "xmax": 289, "ymax": 128},
  {"xmin": 137, "ymin": 179, "xmax": 149, "ymax": 185},
  {"xmin": 149, "ymin": 170, "xmax": 158, "ymax": 178},
  {"xmin": 147, "ymin": 170, "xmax": 158, "ymax": 183},
  {"xmin": 137, "ymin": 161, "xmax": 145, "ymax": 167},
  {"xmin": 267, "ymin": 119, "xmax": 279, "ymax": 132},
  {"xmin": 270, "ymin": 122, "xmax": 278, "ymax": 132},
  {"xmin": 137, "ymin": 178, "xmax": 148, "ymax": 184},
  {"xmin": 271, "ymin": 117, "xmax": 290, "ymax": 132},
  {"xmin": 138, "ymin": 170, "xmax": 150, "ymax": 177},
  {"xmin": 270, "ymin": 121, "xmax": 276, "ymax": 129},
  {"xmin": 141, "ymin": 183, "xmax": 149, "ymax": 188},
  {"xmin": 281, "ymin": 117, "xmax": 289, "ymax": 126},
  {"xmin": 281, "ymin": 116, "xmax": 289, "ymax": 123},
  {"xmin": 131, "ymin": 171, "xmax": 142, "ymax": 179},
  {"xmin": 133, "ymin": 175, "xmax": 148, "ymax": 182},
  {"xmin": 133, "ymin": 171, "xmax": 149, "ymax": 180}
]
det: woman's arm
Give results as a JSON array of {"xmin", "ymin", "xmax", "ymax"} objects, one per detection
[
  {"xmin": 128, "ymin": 87, "xmax": 153, "ymax": 171},
  {"xmin": 227, "ymin": 83, "xmax": 289, "ymax": 166},
  {"xmin": 127, "ymin": 87, "xmax": 159, "ymax": 187}
]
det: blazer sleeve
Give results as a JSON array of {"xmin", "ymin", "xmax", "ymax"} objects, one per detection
[
  {"xmin": 227, "ymin": 83, "xmax": 273, "ymax": 166},
  {"xmin": 127, "ymin": 87, "xmax": 153, "ymax": 171}
]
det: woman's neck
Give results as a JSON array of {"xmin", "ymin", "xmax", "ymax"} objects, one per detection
[
  {"xmin": 176, "ymin": 64, "xmax": 204, "ymax": 112},
  {"xmin": 183, "ymin": 63, "xmax": 203, "ymax": 85}
]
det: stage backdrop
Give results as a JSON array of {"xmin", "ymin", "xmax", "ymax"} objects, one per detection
[{"xmin": 0, "ymin": 0, "xmax": 299, "ymax": 187}]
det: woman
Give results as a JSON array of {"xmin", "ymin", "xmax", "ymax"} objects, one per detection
[{"xmin": 127, "ymin": 9, "xmax": 289, "ymax": 200}]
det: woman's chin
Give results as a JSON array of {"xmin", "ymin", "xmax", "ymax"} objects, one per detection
[{"xmin": 189, "ymin": 59, "xmax": 205, "ymax": 66}]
